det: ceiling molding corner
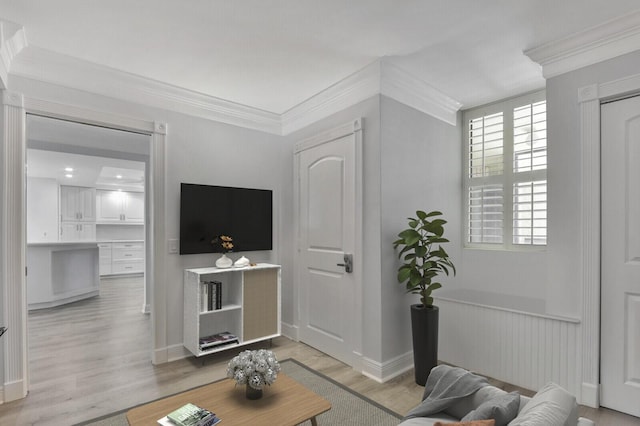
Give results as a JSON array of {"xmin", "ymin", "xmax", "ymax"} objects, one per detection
[
  {"xmin": 525, "ymin": 10, "xmax": 640, "ymax": 79},
  {"xmin": 281, "ymin": 61, "xmax": 382, "ymax": 135},
  {"xmin": 0, "ymin": 20, "xmax": 28, "ymax": 89},
  {"xmin": 380, "ymin": 60, "xmax": 461, "ymax": 126},
  {"xmin": 10, "ymin": 47, "xmax": 282, "ymax": 135}
]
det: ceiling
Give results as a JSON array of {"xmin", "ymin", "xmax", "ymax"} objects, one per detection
[{"xmin": 2, "ymin": 1, "xmax": 640, "ymax": 114}]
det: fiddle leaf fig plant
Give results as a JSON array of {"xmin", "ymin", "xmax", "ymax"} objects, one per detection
[{"xmin": 393, "ymin": 210, "xmax": 456, "ymax": 308}]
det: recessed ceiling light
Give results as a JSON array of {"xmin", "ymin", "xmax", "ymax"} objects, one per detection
[
  {"xmin": 65, "ymin": 174, "xmax": 73, "ymax": 178},
  {"xmin": 116, "ymin": 174, "xmax": 123, "ymax": 179},
  {"xmin": 65, "ymin": 167, "xmax": 73, "ymax": 172}
]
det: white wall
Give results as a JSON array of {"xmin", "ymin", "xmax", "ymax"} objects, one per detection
[{"xmin": 26, "ymin": 177, "xmax": 58, "ymax": 242}]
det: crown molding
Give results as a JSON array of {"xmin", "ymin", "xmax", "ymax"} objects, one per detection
[
  {"xmin": 380, "ymin": 60, "xmax": 461, "ymax": 126},
  {"xmin": 281, "ymin": 61, "xmax": 382, "ymax": 135},
  {"xmin": 0, "ymin": 20, "xmax": 27, "ymax": 89},
  {"xmin": 282, "ymin": 58, "xmax": 461, "ymax": 134},
  {"xmin": 525, "ymin": 10, "xmax": 640, "ymax": 79},
  {"xmin": 10, "ymin": 47, "xmax": 461, "ymax": 136},
  {"xmin": 10, "ymin": 46, "xmax": 282, "ymax": 135}
]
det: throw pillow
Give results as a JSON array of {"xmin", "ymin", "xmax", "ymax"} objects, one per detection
[
  {"xmin": 434, "ymin": 420, "xmax": 495, "ymax": 426},
  {"xmin": 461, "ymin": 391, "xmax": 520, "ymax": 426},
  {"xmin": 508, "ymin": 382, "xmax": 578, "ymax": 426}
]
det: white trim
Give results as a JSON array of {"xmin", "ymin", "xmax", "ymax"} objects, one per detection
[
  {"xmin": 1, "ymin": 91, "xmax": 28, "ymax": 402},
  {"xmin": 283, "ymin": 62, "xmax": 382, "ymax": 135},
  {"xmin": 380, "ymin": 60, "xmax": 461, "ymax": 126},
  {"xmin": 525, "ymin": 10, "xmax": 640, "ymax": 78},
  {"xmin": 280, "ymin": 321, "xmax": 299, "ymax": 341},
  {"xmin": 10, "ymin": 47, "xmax": 282, "ymax": 135},
  {"xmin": 361, "ymin": 352, "xmax": 414, "ymax": 383},
  {"xmin": 9, "ymin": 48, "xmax": 461, "ymax": 137},
  {"xmin": 578, "ymin": 71, "xmax": 640, "ymax": 409},
  {"xmin": 0, "ymin": 20, "xmax": 27, "ymax": 89}
]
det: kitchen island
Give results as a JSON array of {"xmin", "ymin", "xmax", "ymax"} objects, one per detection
[{"xmin": 27, "ymin": 242, "xmax": 99, "ymax": 310}]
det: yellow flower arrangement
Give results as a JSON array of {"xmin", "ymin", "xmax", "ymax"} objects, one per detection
[{"xmin": 212, "ymin": 235, "xmax": 234, "ymax": 253}]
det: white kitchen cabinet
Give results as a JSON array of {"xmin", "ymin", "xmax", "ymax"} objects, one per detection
[
  {"xmin": 60, "ymin": 222, "xmax": 96, "ymax": 241},
  {"xmin": 60, "ymin": 185, "xmax": 96, "ymax": 222},
  {"xmin": 96, "ymin": 190, "xmax": 144, "ymax": 223},
  {"xmin": 98, "ymin": 241, "xmax": 144, "ymax": 275}
]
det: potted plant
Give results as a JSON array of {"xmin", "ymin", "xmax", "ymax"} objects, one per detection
[{"xmin": 393, "ymin": 210, "xmax": 456, "ymax": 385}]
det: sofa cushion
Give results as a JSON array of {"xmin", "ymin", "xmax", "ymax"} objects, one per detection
[
  {"xmin": 445, "ymin": 386, "xmax": 508, "ymax": 419},
  {"xmin": 434, "ymin": 420, "xmax": 495, "ymax": 426},
  {"xmin": 508, "ymin": 382, "xmax": 578, "ymax": 426},
  {"xmin": 461, "ymin": 392, "xmax": 520, "ymax": 426}
]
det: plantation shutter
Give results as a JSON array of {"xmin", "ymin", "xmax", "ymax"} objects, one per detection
[{"xmin": 464, "ymin": 93, "xmax": 547, "ymax": 248}]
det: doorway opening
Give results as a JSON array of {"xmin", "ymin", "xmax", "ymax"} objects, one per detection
[{"xmin": 25, "ymin": 114, "xmax": 152, "ymax": 395}]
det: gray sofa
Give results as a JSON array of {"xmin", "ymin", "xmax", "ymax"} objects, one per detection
[{"xmin": 399, "ymin": 366, "xmax": 595, "ymax": 426}]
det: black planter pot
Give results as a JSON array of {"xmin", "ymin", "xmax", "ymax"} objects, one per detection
[{"xmin": 410, "ymin": 304, "xmax": 438, "ymax": 386}]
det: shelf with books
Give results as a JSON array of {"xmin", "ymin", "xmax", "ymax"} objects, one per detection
[{"xmin": 184, "ymin": 263, "xmax": 281, "ymax": 357}]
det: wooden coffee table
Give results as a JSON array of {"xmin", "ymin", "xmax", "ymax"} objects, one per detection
[{"xmin": 126, "ymin": 372, "xmax": 331, "ymax": 425}]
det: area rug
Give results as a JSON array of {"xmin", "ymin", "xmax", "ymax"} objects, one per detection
[{"xmin": 76, "ymin": 358, "xmax": 403, "ymax": 425}]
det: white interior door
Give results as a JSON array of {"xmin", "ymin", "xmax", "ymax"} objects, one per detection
[
  {"xmin": 601, "ymin": 95, "xmax": 640, "ymax": 417},
  {"xmin": 296, "ymin": 121, "xmax": 361, "ymax": 367}
]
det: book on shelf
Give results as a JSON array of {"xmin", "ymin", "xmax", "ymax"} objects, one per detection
[
  {"xmin": 199, "ymin": 331, "xmax": 239, "ymax": 350},
  {"xmin": 200, "ymin": 281, "xmax": 222, "ymax": 312},
  {"xmin": 158, "ymin": 402, "xmax": 221, "ymax": 426}
]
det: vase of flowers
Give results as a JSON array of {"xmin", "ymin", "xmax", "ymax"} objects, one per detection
[
  {"xmin": 212, "ymin": 235, "xmax": 234, "ymax": 268},
  {"xmin": 226, "ymin": 349, "xmax": 281, "ymax": 400}
]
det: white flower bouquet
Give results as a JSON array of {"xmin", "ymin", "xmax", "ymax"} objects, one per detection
[{"xmin": 226, "ymin": 349, "xmax": 281, "ymax": 390}]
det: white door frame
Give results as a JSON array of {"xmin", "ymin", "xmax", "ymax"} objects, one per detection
[
  {"xmin": 578, "ymin": 73, "xmax": 640, "ymax": 407},
  {"xmin": 1, "ymin": 90, "xmax": 167, "ymax": 402},
  {"xmin": 293, "ymin": 118, "xmax": 364, "ymax": 370}
]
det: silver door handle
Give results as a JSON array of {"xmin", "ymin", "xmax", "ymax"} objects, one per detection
[{"xmin": 337, "ymin": 253, "xmax": 353, "ymax": 273}]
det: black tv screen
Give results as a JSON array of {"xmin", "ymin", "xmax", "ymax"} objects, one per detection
[{"xmin": 180, "ymin": 183, "xmax": 273, "ymax": 255}]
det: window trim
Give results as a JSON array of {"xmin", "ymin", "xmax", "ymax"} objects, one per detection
[{"xmin": 462, "ymin": 90, "xmax": 547, "ymax": 251}]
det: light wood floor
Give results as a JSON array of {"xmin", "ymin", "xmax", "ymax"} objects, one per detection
[{"xmin": 0, "ymin": 276, "xmax": 637, "ymax": 425}]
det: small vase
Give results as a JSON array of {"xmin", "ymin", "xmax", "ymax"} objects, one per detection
[
  {"xmin": 215, "ymin": 254, "xmax": 233, "ymax": 268},
  {"xmin": 245, "ymin": 385, "xmax": 263, "ymax": 400}
]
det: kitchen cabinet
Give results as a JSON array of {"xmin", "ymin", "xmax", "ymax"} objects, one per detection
[
  {"xmin": 60, "ymin": 222, "xmax": 96, "ymax": 241},
  {"xmin": 98, "ymin": 241, "xmax": 144, "ymax": 275},
  {"xmin": 60, "ymin": 185, "xmax": 96, "ymax": 222},
  {"xmin": 96, "ymin": 190, "xmax": 144, "ymax": 223}
]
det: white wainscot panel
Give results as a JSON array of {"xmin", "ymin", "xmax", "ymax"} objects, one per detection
[{"xmin": 437, "ymin": 299, "xmax": 580, "ymax": 400}]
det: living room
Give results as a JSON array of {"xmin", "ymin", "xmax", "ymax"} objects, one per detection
[{"xmin": 1, "ymin": 1, "xmax": 640, "ymax": 425}]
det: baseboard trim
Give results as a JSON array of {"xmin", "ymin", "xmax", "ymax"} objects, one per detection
[
  {"xmin": 581, "ymin": 382, "xmax": 600, "ymax": 408},
  {"xmin": 362, "ymin": 351, "xmax": 414, "ymax": 383},
  {"xmin": 2, "ymin": 379, "xmax": 27, "ymax": 402},
  {"xmin": 280, "ymin": 321, "xmax": 299, "ymax": 341}
]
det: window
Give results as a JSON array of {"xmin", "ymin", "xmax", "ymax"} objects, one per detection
[{"xmin": 463, "ymin": 92, "xmax": 547, "ymax": 248}]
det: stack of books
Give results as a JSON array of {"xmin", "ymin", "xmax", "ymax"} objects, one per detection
[
  {"xmin": 199, "ymin": 331, "xmax": 239, "ymax": 351},
  {"xmin": 158, "ymin": 402, "xmax": 221, "ymax": 426},
  {"xmin": 201, "ymin": 281, "xmax": 222, "ymax": 312}
]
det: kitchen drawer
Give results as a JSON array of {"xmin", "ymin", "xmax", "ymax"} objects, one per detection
[
  {"xmin": 112, "ymin": 248, "xmax": 143, "ymax": 260},
  {"xmin": 112, "ymin": 242, "xmax": 143, "ymax": 250},
  {"xmin": 112, "ymin": 259, "xmax": 144, "ymax": 274}
]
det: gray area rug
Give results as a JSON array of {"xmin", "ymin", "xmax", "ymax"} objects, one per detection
[{"xmin": 76, "ymin": 358, "xmax": 403, "ymax": 425}]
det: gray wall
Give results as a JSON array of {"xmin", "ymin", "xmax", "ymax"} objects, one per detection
[
  {"xmin": 6, "ymin": 74, "xmax": 292, "ymax": 353},
  {"xmin": 380, "ymin": 96, "xmax": 461, "ymax": 361},
  {"xmin": 545, "ymin": 50, "xmax": 640, "ymax": 318}
]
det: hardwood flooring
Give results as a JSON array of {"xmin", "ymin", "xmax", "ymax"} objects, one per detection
[{"xmin": 0, "ymin": 276, "xmax": 637, "ymax": 425}]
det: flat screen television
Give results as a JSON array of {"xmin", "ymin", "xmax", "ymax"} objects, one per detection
[{"xmin": 179, "ymin": 183, "xmax": 273, "ymax": 255}]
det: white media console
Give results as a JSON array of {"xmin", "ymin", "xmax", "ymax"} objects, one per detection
[{"xmin": 183, "ymin": 263, "xmax": 281, "ymax": 356}]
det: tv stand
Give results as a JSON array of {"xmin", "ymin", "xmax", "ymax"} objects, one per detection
[{"xmin": 183, "ymin": 263, "xmax": 281, "ymax": 356}]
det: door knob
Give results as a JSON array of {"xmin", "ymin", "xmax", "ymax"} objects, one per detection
[{"xmin": 337, "ymin": 253, "xmax": 353, "ymax": 273}]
